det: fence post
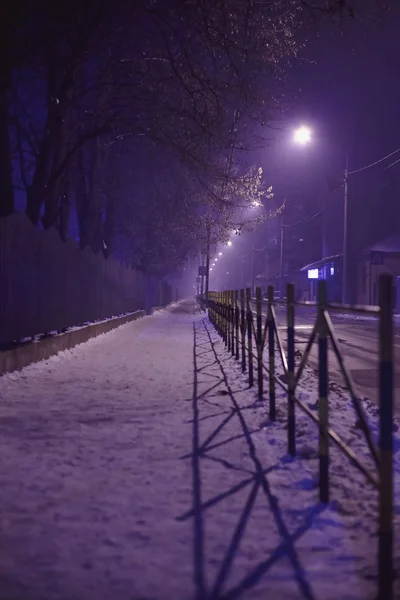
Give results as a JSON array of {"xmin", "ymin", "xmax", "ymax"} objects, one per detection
[
  {"xmin": 378, "ymin": 274, "xmax": 393, "ymax": 600},
  {"xmin": 235, "ymin": 290, "xmax": 240, "ymax": 360},
  {"xmin": 246, "ymin": 287, "xmax": 254, "ymax": 387},
  {"xmin": 287, "ymin": 283, "xmax": 296, "ymax": 456},
  {"xmin": 227, "ymin": 291, "xmax": 231, "ymax": 349},
  {"xmin": 229, "ymin": 290, "xmax": 233, "ymax": 353},
  {"xmin": 213, "ymin": 292, "xmax": 217, "ymax": 330},
  {"xmin": 218, "ymin": 292, "xmax": 222, "ymax": 336},
  {"xmin": 223, "ymin": 291, "xmax": 228, "ymax": 345},
  {"xmin": 231, "ymin": 290, "xmax": 235, "ymax": 356},
  {"xmin": 318, "ymin": 280, "xmax": 329, "ymax": 503},
  {"xmin": 267, "ymin": 285, "xmax": 276, "ymax": 421},
  {"xmin": 227, "ymin": 290, "xmax": 231, "ymax": 352},
  {"xmin": 240, "ymin": 289, "xmax": 246, "ymax": 372},
  {"xmin": 256, "ymin": 286, "xmax": 263, "ymax": 399}
]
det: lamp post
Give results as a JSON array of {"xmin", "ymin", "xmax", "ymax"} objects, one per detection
[
  {"xmin": 342, "ymin": 155, "xmax": 349, "ymax": 304},
  {"xmin": 204, "ymin": 222, "xmax": 211, "ymax": 301},
  {"xmin": 280, "ymin": 221, "xmax": 284, "ymax": 299},
  {"xmin": 294, "ymin": 125, "xmax": 349, "ymax": 302}
]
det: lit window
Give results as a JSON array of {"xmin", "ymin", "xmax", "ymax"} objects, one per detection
[{"xmin": 308, "ymin": 269, "xmax": 319, "ymax": 280}]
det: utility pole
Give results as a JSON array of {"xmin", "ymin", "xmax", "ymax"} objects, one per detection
[
  {"xmin": 251, "ymin": 247, "xmax": 256, "ymax": 296},
  {"xmin": 342, "ymin": 155, "xmax": 349, "ymax": 304},
  {"xmin": 205, "ymin": 223, "xmax": 211, "ymax": 301},
  {"xmin": 280, "ymin": 222, "xmax": 284, "ymax": 300},
  {"xmin": 321, "ymin": 193, "xmax": 328, "ymax": 259},
  {"xmin": 200, "ymin": 254, "xmax": 204, "ymax": 295}
]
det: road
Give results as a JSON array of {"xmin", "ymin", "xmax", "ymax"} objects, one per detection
[{"xmin": 255, "ymin": 302, "xmax": 400, "ymax": 411}]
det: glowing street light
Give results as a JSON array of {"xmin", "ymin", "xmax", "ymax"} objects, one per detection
[
  {"xmin": 293, "ymin": 125, "xmax": 312, "ymax": 145},
  {"xmin": 218, "ymin": 252, "xmax": 223, "ymax": 256},
  {"xmin": 227, "ymin": 241, "xmax": 232, "ymax": 246},
  {"xmin": 215, "ymin": 258, "xmax": 218, "ymax": 262}
]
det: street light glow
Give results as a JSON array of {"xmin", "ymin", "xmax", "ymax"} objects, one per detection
[
  {"xmin": 227, "ymin": 241, "xmax": 232, "ymax": 246},
  {"xmin": 215, "ymin": 258, "xmax": 218, "ymax": 261},
  {"xmin": 219, "ymin": 252, "xmax": 223, "ymax": 256},
  {"xmin": 293, "ymin": 125, "xmax": 312, "ymax": 145}
]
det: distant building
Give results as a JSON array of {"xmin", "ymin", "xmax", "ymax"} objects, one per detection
[
  {"xmin": 357, "ymin": 233, "xmax": 400, "ymax": 310},
  {"xmin": 298, "ymin": 255, "xmax": 342, "ymax": 302}
]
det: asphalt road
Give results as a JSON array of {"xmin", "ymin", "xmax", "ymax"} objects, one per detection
[{"xmin": 255, "ymin": 302, "xmax": 400, "ymax": 411}]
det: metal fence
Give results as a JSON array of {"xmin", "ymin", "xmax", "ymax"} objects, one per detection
[
  {"xmin": 0, "ymin": 213, "xmax": 176, "ymax": 344},
  {"xmin": 201, "ymin": 274, "xmax": 394, "ymax": 600}
]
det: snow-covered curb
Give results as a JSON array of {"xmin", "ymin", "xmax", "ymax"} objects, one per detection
[{"xmin": 0, "ymin": 309, "xmax": 147, "ymax": 377}]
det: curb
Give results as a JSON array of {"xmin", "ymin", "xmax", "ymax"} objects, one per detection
[
  {"xmin": 0, "ymin": 310, "xmax": 147, "ymax": 377},
  {"xmin": 146, "ymin": 301, "xmax": 178, "ymax": 315}
]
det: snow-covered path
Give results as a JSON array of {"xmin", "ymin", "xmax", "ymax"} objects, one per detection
[{"xmin": 0, "ymin": 300, "xmax": 398, "ymax": 599}]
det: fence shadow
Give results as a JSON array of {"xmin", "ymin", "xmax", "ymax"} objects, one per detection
[{"xmin": 180, "ymin": 318, "xmax": 324, "ymax": 600}]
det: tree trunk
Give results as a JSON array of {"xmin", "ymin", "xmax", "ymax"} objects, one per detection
[
  {"xmin": 58, "ymin": 175, "xmax": 71, "ymax": 242},
  {"xmin": 26, "ymin": 131, "xmax": 54, "ymax": 225},
  {"xmin": 0, "ymin": 84, "xmax": 14, "ymax": 217},
  {"xmin": 74, "ymin": 148, "xmax": 89, "ymax": 248},
  {"xmin": 42, "ymin": 88, "xmax": 75, "ymax": 230},
  {"xmin": 86, "ymin": 137, "xmax": 103, "ymax": 252},
  {"xmin": 103, "ymin": 192, "xmax": 115, "ymax": 258}
]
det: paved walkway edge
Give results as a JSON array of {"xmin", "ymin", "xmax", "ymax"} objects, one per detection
[{"xmin": 0, "ymin": 310, "xmax": 148, "ymax": 376}]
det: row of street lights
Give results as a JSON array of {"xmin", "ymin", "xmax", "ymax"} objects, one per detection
[
  {"xmin": 204, "ymin": 124, "xmax": 396, "ymax": 303},
  {"xmin": 209, "ymin": 240, "xmax": 233, "ymax": 273}
]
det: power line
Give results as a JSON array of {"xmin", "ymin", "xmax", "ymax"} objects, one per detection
[
  {"xmin": 348, "ymin": 147, "xmax": 400, "ymax": 176},
  {"xmin": 384, "ymin": 156, "xmax": 400, "ymax": 172},
  {"xmin": 282, "ymin": 210, "xmax": 322, "ymax": 228}
]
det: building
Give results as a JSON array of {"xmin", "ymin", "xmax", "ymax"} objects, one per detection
[
  {"xmin": 357, "ymin": 233, "xmax": 400, "ymax": 309},
  {"xmin": 299, "ymin": 255, "xmax": 342, "ymax": 302}
]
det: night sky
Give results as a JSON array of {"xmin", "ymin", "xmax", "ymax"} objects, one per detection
[
  {"xmin": 5, "ymin": 1, "xmax": 400, "ymax": 293},
  {"xmin": 202, "ymin": 1, "xmax": 400, "ymax": 296}
]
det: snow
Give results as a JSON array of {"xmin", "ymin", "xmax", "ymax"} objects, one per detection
[{"xmin": 0, "ymin": 299, "xmax": 398, "ymax": 599}]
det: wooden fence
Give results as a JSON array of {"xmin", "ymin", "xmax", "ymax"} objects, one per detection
[{"xmin": 0, "ymin": 213, "xmax": 174, "ymax": 345}]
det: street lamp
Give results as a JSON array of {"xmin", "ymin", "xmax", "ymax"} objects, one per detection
[
  {"xmin": 227, "ymin": 241, "xmax": 232, "ymax": 246},
  {"xmin": 277, "ymin": 126, "xmax": 313, "ymax": 299},
  {"xmin": 219, "ymin": 252, "xmax": 223, "ymax": 256},
  {"xmin": 293, "ymin": 125, "xmax": 312, "ymax": 145}
]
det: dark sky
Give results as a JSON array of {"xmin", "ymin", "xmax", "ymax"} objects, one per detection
[{"xmin": 250, "ymin": 1, "xmax": 400, "ymax": 256}]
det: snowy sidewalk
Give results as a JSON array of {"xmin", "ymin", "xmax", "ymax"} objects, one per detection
[{"xmin": 0, "ymin": 300, "xmax": 398, "ymax": 600}]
